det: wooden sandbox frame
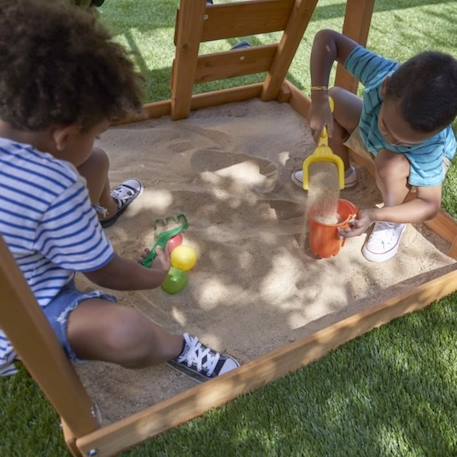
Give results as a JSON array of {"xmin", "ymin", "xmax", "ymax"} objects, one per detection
[{"xmin": 2, "ymin": 1, "xmax": 457, "ymax": 456}]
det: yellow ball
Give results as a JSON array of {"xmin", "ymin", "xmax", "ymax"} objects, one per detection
[{"xmin": 171, "ymin": 245, "xmax": 197, "ymax": 272}]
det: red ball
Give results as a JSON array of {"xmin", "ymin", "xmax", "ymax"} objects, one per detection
[{"xmin": 167, "ymin": 234, "xmax": 184, "ymax": 253}]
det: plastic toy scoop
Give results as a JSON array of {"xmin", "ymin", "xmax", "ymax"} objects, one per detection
[
  {"xmin": 142, "ymin": 214, "xmax": 189, "ymax": 268},
  {"xmin": 302, "ymin": 97, "xmax": 345, "ymax": 190}
]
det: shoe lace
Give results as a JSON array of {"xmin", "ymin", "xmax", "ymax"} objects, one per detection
[
  {"xmin": 370, "ymin": 222, "xmax": 402, "ymax": 247},
  {"xmin": 178, "ymin": 334, "xmax": 220, "ymax": 377},
  {"xmin": 111, "ymin": 185, "xmax": 135, "ymax": 208}
]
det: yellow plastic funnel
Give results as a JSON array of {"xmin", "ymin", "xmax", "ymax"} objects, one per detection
[{"xmin": 302, "ymin": 97, "xmax": 345, "ymax": 190}]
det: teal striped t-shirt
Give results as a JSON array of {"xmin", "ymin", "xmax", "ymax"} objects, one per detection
[{"xmin": 344, "ymin": 46, "xmax": 456, "ymax": 187}]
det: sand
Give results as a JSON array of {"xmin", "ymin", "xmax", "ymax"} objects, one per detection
[{"xmin": 74, "ymin": 99, "xmax": 455, "ymax": 424}]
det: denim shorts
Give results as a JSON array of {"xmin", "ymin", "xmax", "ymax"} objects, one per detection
[{"xmin": 43, "ymin": 280, "xmax": 117, "ymax": 362}]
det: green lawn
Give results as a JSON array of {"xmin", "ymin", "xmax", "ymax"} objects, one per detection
[{"xmin": 2, "ymin": 1, "xmax": 457, "ymax": 456}]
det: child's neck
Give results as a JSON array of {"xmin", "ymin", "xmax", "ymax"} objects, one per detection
[{"xmin": 0, "ymin": 120, "xmax": 56, "ymax": 155}]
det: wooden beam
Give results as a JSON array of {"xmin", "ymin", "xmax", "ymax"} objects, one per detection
[
  {"xmin": 76, "ymin": 265, "xmax": 457, "ymax": 457},
  {"xmin": 194, "ymin": 45, "xmax": 277, "ymax": 84},
  {"xmin": 284, "ymin": 80, "xmax": 311, "ymax": 118},
  {"xmin": 190, "ymin": 83, "xmax": 263, "ymax": 111},
  {"xmin": 335, "ymin": 0, "xmax": 375, "ymax": 93},
  {"xmin": 0, "ymin": 237, "xmax": 99, "ymax": 439},
  {"xmin": 201, "ymin": 0, "xmax": 294, "ymax": 42},
  {"xmin": 114, "ymin": 100, "xmax": 172, "ymax": 126},
  {"xmin": 261, "ymin": 0, "xmax": 319, "ymax": 101},
  {"xmin": 171, "ymin": 0, "xmax": 207, "ymax": 120}
]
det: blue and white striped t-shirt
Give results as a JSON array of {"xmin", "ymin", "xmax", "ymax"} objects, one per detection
[
  {"xmin": 345, "ymin": 46, "xmax": 457, "ymax": 187},
  {"xmin": 0, "ymin": 137, "xmax": 114, "ymax": 375}
]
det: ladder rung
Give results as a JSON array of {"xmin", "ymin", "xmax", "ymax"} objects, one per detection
[
  {"xmin": 194, "ymin": 44, "xmax": 278, "ymax": 84},
  {"xmin": 201, "ymin": 0, "xmax": 294, "ymax": 42}
]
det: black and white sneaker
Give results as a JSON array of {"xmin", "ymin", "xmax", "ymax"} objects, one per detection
[
  {"xmin": 101, "ymin": 179, "xmax": 143, "ymax": 228},
  {"xmin": 168, "ymin": 333, "xmax": 240, "ymax": 382}
]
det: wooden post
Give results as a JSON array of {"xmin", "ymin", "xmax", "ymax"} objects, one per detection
[
  {"xmin": 335, "ymin": 0, "xmax": 375, "ymax": 93},
  {"xmin": 0, "ymin": 237, "xmax": 99, "ymax": 441},
  {"xmin": 171, "ymin": 0, "xmax": 207, "ymax": 120},
  {"xmin": 261, "ymin": 0, "xmax": 319, "ymax": 101}
]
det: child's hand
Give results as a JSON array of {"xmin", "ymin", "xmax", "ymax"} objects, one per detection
[
  {"xmin": 140, "ymin": 247, "xmax": 171, "ymax": 286},
  {"xmin": 340, "ymin": 209, "xmax": 375, "ymax": 238},
  {"xmin": 309, "ymin": 93, "xmax": 333, "ymax": 143}
]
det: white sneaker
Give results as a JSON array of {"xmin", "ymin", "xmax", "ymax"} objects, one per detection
[
  {"xmin": 291, "ymin": 165, "xmax": 358, "ymax": 189},
  {"xmin": 362, "ymin": 222, "xmax": 407, "ymax": 262}
]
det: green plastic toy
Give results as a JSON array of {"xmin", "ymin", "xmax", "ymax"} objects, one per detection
[{"xmin": 142, "ymin": 214, "xmax": 189, "ymax": 268}]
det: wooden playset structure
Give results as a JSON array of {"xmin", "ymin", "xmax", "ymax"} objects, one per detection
[{"xmin": 2, "ymin": 1, "xmax": 457, "ymax": 456}]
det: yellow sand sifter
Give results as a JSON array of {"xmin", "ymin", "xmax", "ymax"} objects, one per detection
[{"xmin": 302, "ymin": 97, "xmax": 345, "ymax": 190}]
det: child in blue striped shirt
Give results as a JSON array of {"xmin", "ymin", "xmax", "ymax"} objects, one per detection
[
  {"xmin": 0, "ymin": 0, "xmax": 239, "ymax": 381},
  {"xmin": 293, "ymin": 30, "xmax": 457, "ymax": 262}
]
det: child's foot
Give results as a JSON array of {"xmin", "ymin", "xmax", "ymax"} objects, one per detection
[
  {"xmin": 362, "ymin": 222, "xmax": 407, "ymax": 262},
  {"xmin": 291, "ymin": 165, "xmax": 358, "ymax": 189},
  {"xmin": 168, "ymin": 333, "xmax": 240, "ymax": 382},
  {"xmin": 100, "ymin": 179, "xmax": 143, "ymax": 228}
]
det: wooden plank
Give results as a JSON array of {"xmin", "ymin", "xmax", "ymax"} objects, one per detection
[
  {"xmin": 277, "ymin": 81, "xmax": 292, "ymax": 103},
  {"xmin": 171, "ymin": 0, "xmax": 207, "ymax": 120},
  {"xmin": 194, "ymin": 45, "xmax": 277, "ymax": 84},
  {"xmin": 190, "ymin": 83, "xmax": 263, "ymax": 111},
  {"xmin": 0, "ymin": 237, "xmax": 99, "ymax": 439},
  {"xmin": 62, "ymin": 420, "xmax": 84, "ymax": 457},
  {"xmin": 262, "ymin": 0, "xmax": 319, "ymax": 101},
  {"xmin": 76, "ymin": 265, "xmax": 457, "ymax": 457},
  {"xmin": 335, "ymin": 0, "xmax": 375, "ymax": 93},
  {"xmin": 201, "ymin": 0, "xmax": 294, "ymax": 42},
  {"xmin": 424, "ymin": 210, "xmax": 457, "ymax": 250},
  {"xmin": 114, "ymin": 100, "xmax": 171, "ymax": 126},
  {"xmin": 285, "ymin": 80, "xmax": 311, "ymax": 118}
]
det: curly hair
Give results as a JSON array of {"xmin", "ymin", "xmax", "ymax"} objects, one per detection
[
  {"xmin": 385, "ymin": 51, "xmax": 457, "ymax": 133},
  {"xmin": 0, "ymin": 0, "xmax": 143, "ymax": 131}
]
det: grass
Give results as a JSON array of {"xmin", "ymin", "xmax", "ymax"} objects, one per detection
[{"xmin": 2, "ymin": 1, "xmax": 457, "ymax": 456}]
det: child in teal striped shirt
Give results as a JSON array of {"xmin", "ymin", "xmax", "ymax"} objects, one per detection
[{"xmin": 293, "ymin": 29, "xmax": 457, "ymax": 262}]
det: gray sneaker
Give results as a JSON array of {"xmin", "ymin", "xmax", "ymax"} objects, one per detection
[{"xmin": 168, "ymin": 333, "xmax": 240, "ymax": 382}]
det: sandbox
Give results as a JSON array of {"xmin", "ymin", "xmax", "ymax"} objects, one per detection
[{"xmin": 75, "ymin": 99, "xmax": 455, "ymax": 423}]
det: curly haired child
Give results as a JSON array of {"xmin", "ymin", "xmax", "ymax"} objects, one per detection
[{"xmin": 0, "ymin": 0, "xmax": 239, "ymax": 381}]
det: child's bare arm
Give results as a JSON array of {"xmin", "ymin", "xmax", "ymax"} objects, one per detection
[
  {"xmin": 342, "ymin": 187, "xmax": 441, "ymax": 237},
  {"xmin": 309, "ymin": 30, "xmax": 359, "ymax": 137},
  {"xmin": 373, "ymin": 186, "xmax": 442, "ymax": 223},
  {"xmin": 83, "ymin": 248, "xmax": 170, "ymax": 290}
]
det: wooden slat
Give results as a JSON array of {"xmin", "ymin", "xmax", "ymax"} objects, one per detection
[
  {"xmin": 201, "ymin": 0, "xmax": 294, "ymax": 42},
  {"xmin": 190, "ymin": 83, "xmax": 263, "ymax": 110},
  {"xmin": 284, "ymin": 80, "xmax": 311, "ymax": 118},
  {"xmin": 114, "ymin": 100, "xmax": 172, "ymax": 125},
  {"xmin": 76, "ymin": 265, "xmax": 457, "ymax": 457},
  {"xmin": 424, "ymin": 210, "xmax": 457, "ymax": 251},
  {"xmin": 335, "ymin": 0, "xmax": 375, "ymax": 93},
  {"xmin": 0, "ymin": 237, "xmax": 98, "ymax": 439},
  {"xmin": 262, "ymin": 0, "xmax": 319, "ymax": 101},
  {"xmin": 171, "ymin": 0, "xmax": 207, "ymax": 120},
  {"xmin": 194, "ymin": 45, "xmax": 277, "ymax": 84}
]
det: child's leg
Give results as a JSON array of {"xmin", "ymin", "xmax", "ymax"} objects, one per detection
[
  {"xmin": 77, "ymin": 147, "xmax": 143, "ymax": 227},
  {"xmin": 77, "ymin": 147, "xmax": 118, "ymax": 219},
  {"xmin": 327, "ymin": 87, "xmax": 363, "ymax": 170},
  {"xmin": 67, "ymin": 299, "xmax": 183, "ymax": 368},
  {"xmin": 374, "ymin": 150, "xmax": 410, "ymax": 207}
]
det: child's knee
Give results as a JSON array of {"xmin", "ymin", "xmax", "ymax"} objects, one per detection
[
  {"xmin": 103, "ymin": 311, "xmax": 152, "ymax": 368},
  {"xmin": 376, "ymin": 152, "xmax": 410, "ymax": 181},
  {"xmin": 84, "ymin": 147, "xmax": 110, "ymax": 174}
]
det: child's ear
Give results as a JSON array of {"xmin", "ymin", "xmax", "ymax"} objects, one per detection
[{"xmin": 51, "ymin": 124, "xmax": 81, "ymax": 152}]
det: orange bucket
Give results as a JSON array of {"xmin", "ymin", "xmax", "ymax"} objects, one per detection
[{"xmin": 308, "ymin": 199, "xmax": 358, "ymax": 258}]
